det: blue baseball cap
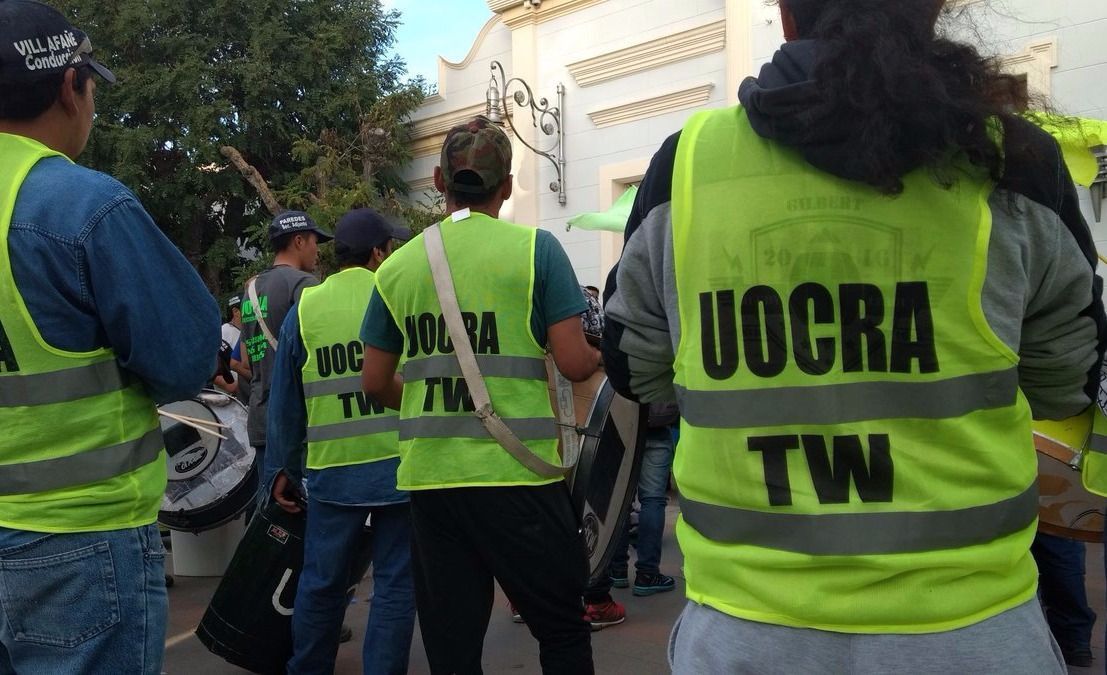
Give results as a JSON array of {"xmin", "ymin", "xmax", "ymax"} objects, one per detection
[
  {"xmin": 0, "ymin": 1, "xmax": 116, "ymax": 84},
  {"xmin": 268, "ymin": 210, "xmax": 333, "ymax": 242}
]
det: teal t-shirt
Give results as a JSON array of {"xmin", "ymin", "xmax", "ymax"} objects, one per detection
[{"xmin": 361, "ymin": 229, "xmax": 586, "ymax": 352}]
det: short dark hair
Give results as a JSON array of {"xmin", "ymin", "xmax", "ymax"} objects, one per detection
[
  {"xmin": 271, "ymin": 231, "xmax": 301, "ymax": 252},
  {"xmin": 447, "ymin": 170, "xmax": 501, "ymax": 208},
  {"xmin": 0, "ymin": 66, "xmax": 94, "ymax": 121}
]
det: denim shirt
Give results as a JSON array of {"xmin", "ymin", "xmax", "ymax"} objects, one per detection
[
  {"xmin": 9, "ymin": 151, "xmax": 220, "ymax": 405},
  {"xmin": 264, "ymin": 306, "xmax": 406, "ymax": 507}
]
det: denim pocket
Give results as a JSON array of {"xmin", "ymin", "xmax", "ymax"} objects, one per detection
[{"xmin": 0, "ymin": 540, "xmax": 120, "ymax": 648}]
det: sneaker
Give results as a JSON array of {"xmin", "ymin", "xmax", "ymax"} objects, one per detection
[
  {"xmin": 1061, "ymin": 647, "xmax": 1093, "ymax": 668},
  {"xmin": 610, "ymin": 568, "xmax": 629, "ymax": 589},
  {"xmin": 509, "ymin": 603, "xmax": 524, "ymax": 624},
  {"xmin": 633, "ymin": 572, "xmax": 675, "ymax": 597},
  {"xmin": 583, "ymin": 598, "xmax": 626, "ymax": 631}
]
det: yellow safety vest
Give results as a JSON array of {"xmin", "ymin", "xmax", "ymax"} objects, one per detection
[
  {"xmin": 1084, "ymin": 407, "xmax": 1107, "ymax": 497},
  {"xmin": 671, "ymin": 107, "xmax": 1038, "ymax": 633},
  {"xmin": 299, "ymin": 266, "xmax": 399, "ymax": 469},
  {"xmin": 0, "ymin": 133, "xmax": 165, "ymax": 533},
  {"xmin": 373, "ymin": 212, "xmax": 560, "ymax": 490}
]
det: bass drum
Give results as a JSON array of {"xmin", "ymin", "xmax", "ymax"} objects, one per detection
[
  {"xmin": 568, "ymin": 378, "xmax": 646, "ymax": 587},
  {"xmin": 158, "ymin": 390, "xmax": 257, "ymax": 532},
  {"xmin": 1034, "ymin": 410, "xmax": 1104, "ymax": 542}
]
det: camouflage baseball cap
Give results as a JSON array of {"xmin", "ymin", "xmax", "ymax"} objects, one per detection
[{"xmin": 440, "ymin": 116, "xmax": 512, "ymax": 194}]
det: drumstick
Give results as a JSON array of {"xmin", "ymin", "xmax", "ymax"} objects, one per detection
[
  {"xmin": 158, "ymin": 411, "xmax": 228, "ymax": 440},
  {"xmin": 159, "ymin": 411, "xmax": 230, "ymax": 429}
]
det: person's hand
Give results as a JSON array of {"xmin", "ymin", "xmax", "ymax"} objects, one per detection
[{"xmin": 271, "ymin": 471, "xmax": 304, "ymax": 514}]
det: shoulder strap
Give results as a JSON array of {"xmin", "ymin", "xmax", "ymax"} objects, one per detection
[
  {"xmin": 423, "ymin": 224, "xmax": 578, "ymax": 477},
  {"xmin": 247, "ymin": 277, "xmax": 279, "ymax": 352}
]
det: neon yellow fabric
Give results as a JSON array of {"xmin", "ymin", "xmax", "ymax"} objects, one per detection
[
  {"xmin": 1031, "ymin": 114, "xmax": 1107, "ymax": 188},
  {"xmin": 373, "ymin": 212, "xmax": 560, "ymax": 490},
  {"xmin": 0, "ymin": 133, "xmax": 165, "ymax": 533},
  {"xmin": 670, "ymin": 107, "xmax": 1037, "ymax": 633},
  {"xmin": 299, "ymin": 267, "xmax": 398, "ymax": 470},
  {"xmin": 1083, "ymin": 407, "xmax": 1107, "ymax": 497}
]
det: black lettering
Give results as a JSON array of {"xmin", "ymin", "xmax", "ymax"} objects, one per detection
[
  {"xmin": 417, "ymin": 313, "xmax": 436, "ymax": 356},
  {"xmin": 354, "ymin": 391, "xmax": 386, "ymax": 416},
  {"xmin": 436, "ymin": 315, "xmax": 455, "ymax": 354},
  {"xmin": 748, "ymin": 435, "xmax": 799, "ymax": 506},
  {"xmin": 337, "ymin": 391, "xmax": 356, "ymax": 418},
  {"xmin": 789, "ymin": 283, "xmax": 835, "ymax": 375},
  {"xmin": 700, "ymin": 291, "xmax": 739, "ymax": 380},
  {"xmin": 890, "ymin": 282, "xmax": 938, "ymax": 373},
  {"xmin": 347, "ymin": 341, "xmax": 364, "ymax": 372},
  {"xmin": 462, "ymin": 312, "xmax": 479, "ymax": 350},
  {"xmin": 801, "ymin": 434, "xmax": 893, "ymax": 504},
  {"xmin": 741, "ymin": 286, "xmax": 787, "ymax": 378},
  {"xmin": 315, "ymin": 347, "xmax": 332, "ymax": 378},
  {"xmin": 840, "ymin": 284, "xmax": 887, "ymax": 372},
  {"xmin": 423, "ymin": 377, "xmax": 440, "ymax": 412},
  {"xmin": 478, "ymin": 312, "xmax": 499, "ymax": 355},
  {"xmin": 442, "ymin": 377, "xmax": 476, "ymax": 412},
  {"xmin": 330, "ymin": 344, "xmax": 348, "ymax": 375},
  {"xmin": 404, "ymin": 316, "xmax": 419, "ymax": 358}
]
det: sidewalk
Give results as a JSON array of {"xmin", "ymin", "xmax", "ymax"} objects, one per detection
[{"xmin": 162, "ymin": 500, "xmax": 1106, "ymax": 674}]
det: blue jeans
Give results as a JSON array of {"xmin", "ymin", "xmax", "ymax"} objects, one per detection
[
  {"xmin": 1031, "ymin": 532, "xmax": 1095, "ymax": 653},
  {"xmin": 612, "ymin": 428, "xmax": 675, "ymax": 575},
  {"xmin": 289, "ymin": 498, "xmax": 415, "ymax": 675},
  {"xmin": 0, "ymin": 524, "xmax": 167, "ymax": 675}
]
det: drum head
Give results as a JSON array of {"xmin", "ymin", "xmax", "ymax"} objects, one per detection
[
  {"xmin": 1037, "ymin": 451, "xmax": 1105, "ymax": 543},
  {"xmin": 159, "ymin": 391, "xmax": 256, "ymax": 532},
  {"xmin": 569, "ymin": 379, "xmax": 646, "ymax": 587}
]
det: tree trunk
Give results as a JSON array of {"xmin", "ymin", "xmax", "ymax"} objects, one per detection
[{"xmin": 220, "ymin": 146, "xmax": 283, "ymax": 216}]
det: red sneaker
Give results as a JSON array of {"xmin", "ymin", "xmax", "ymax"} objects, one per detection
[{"xmin": 583, "ymin": 598, "xmax": 626, "ymax": 631}]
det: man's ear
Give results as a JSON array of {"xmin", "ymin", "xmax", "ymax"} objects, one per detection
[
  {"xmin": 433, "ymin": 166, "xmax": 446, "ymax": 193},
  {"xmin": 499, "ymin": 174, "xmax": 513, "ymax": 202},
  {"xmin": 57, "ymin": 67, "xmax": 81, "ymax": 117}
]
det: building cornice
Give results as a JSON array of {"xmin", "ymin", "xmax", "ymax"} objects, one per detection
[
  {"xmin": 588, "ymin": 83, "xmax": 715, "ymax": 129},
  {"xmin": 567, "ymin": 19, "xmax": 725, "ymax": 87},
  {"xmin": 491, "ymin": 0, "xmax": 605, "ymax": 30}
]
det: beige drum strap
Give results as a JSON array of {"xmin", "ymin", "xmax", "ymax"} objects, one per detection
[
  {"xmin": 247, "ymin": 278, "xmax": 279, "ymax": 353},
  {"xmin": 423, "ymin": 223, "xmax": 579, "ymax": 478},
  {"xmin": 1034, "ymin": 432, "xmax": 1085, "ymax": 470}
]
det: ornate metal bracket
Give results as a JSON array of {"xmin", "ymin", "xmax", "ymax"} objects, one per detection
[
  {"xmin": 1091, "ymin": 145, "xmax": 1106, "ymax": 223},
  {"xmin": 486, "ymin": 60, "xmax": 566, "ymax": 206}
]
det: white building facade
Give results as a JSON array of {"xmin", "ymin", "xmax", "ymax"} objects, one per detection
[{"xmin": 401, "ymin": 0, "xmax": 1107, "ymax": 287}]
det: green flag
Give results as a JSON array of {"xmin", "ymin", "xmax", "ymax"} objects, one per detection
[
  {"xmin": 1031, "ymin": 114, "xmax": 1106, "ymax": 188},
  {"xmin": 567, "ymin": 185, "xmax": 638, "ymax": 233}
]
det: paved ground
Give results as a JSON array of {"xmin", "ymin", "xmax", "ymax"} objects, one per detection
[{"xmin": 163, "ymin": 498, "xmax": 1106, "ymax": 674}]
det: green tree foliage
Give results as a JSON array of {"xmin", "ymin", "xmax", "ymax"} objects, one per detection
[{"xmin": 53, "ymin": 0, "xmax": 432, "ymax": 295}]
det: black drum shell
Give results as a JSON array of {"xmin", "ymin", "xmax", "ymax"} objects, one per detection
[
  {"xmin": 196, "ymin": 501, "xmax": 373, "ymax": 674},
  {"xmin": 569, "ymin": 380, "xmax": 646, "ymax": 587},
  {"xmin": 158, "ymin": 466, "xmax": 258, "ymax": 532}
]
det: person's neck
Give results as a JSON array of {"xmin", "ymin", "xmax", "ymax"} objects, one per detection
[
  {"xmin": 272, "ymin": 251, "xmax": 305, "ymax": 271},
  {"xmin": 446, "ymin": 200, "xmax": 500, "ymax": 219},
  {"xmin": 0, "ymin": 113, "xmax": 77, "ymax": 160}
]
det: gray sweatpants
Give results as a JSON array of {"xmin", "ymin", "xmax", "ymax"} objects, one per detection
[{"xmin": 669, "ymin": 599, "xmax": 1065, "ymax": 674}]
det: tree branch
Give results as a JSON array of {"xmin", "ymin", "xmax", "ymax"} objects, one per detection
[{"xmin": 220, "ymin": 146, "xmax": 283, "ymax": 217}]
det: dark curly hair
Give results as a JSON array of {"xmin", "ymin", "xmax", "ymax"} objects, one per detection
[{"xmin": 782, "ymin": 0, "xmax": 1029, "ymax": 194}]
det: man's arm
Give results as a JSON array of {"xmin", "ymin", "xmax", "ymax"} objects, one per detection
[
  {"xmin": 535, "ymin": 231, "xmax": 599, "ymax": 382},
  {"xmin": 361, "ymin": 286, "xmax": 405, "ymax": 409},
  {"xmin": 84, "ymin": 196, "xmax": 220, "ymax": 404},
  {"xmin": 602, "ymin": 132, "xmax": 681, "ymax": 402},
  {"xmin": 264, "ymin": 308, "xmax": 309, "ymax": 509}
]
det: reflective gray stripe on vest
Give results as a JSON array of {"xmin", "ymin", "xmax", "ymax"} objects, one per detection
[
  {"xmin": 399, "ymin": 416, "xmax": 556, "ymax": 442},
  {"xmin": 302, "ymin": 375, "xmax": 362, "ymax": 399},
  {"xmin": 676, "ymin": 368, "xmax": 1018, "ymax": 427},
  {"xmin": 306, "ymin": 416, "xmax": 399, "ymax": 443},
  {"xmin": 402, "ymin": 355, "xmax": 547, "ymax": 381},
  {"xmin": 1090, "ymin": 433, "xmax": 1107, "ymax": 454},
  {"xmin": 0, "ymin": 427, "xmax": 163, "ymax": 496},
  {"xmin": 680, "ymin": 484, "xmax": 1038, "ymax": 556},
  {"xmin": 0, "ymin": 359, "xmax": 127, "ymax": 408}
]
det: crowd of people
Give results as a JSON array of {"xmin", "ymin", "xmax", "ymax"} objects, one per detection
[{"xmin": 2, "ymin": 0, "xmax": 1107, "ymax": 674}]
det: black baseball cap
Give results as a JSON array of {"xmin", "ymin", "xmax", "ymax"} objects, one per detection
[
  {"xmin": 334, "ymin": 208, "xmax": 412, "ymax": 257},
  {"xmin": 0, "ymin": 1, "xmax": 116, "ymax": 84},
  {"xmin": 267, "ymin": 210, "xmax": 333, "ymax": 242}
]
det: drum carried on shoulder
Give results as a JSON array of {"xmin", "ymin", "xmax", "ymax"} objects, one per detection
[{"xmin": 1033, "ymin": 407, "xmax": 1105, "ymax": 542}]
